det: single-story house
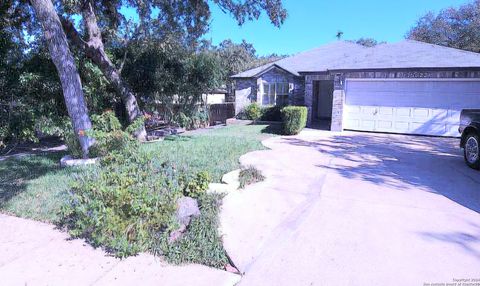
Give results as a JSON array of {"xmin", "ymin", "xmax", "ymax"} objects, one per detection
[
  {"xmin": 203, "ymin": 88, "xmax": 228, "ymax": 104},
  {"xmin": 231, "ymin": 40, "xmax": 480, "ymax": 137}
]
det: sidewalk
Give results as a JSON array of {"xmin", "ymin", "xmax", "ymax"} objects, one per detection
[{"xmin": 0, "ymin": 214, "xmax": 240, "ymax": 286}]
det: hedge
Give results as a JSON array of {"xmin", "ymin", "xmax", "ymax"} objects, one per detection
[{"xmin": 281, "ymin": 106, "xmax": 307, "ymax": 135}]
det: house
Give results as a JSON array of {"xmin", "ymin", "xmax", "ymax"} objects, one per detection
[
  {"xmin": 202, "ymin": 88, "xmax": 228, "ymax": 105},
  {"xmin": 231, "ymin": 40, "xmax": 480, "ymax": 137}
]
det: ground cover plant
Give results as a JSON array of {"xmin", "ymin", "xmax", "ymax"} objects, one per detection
[{"xmin": 239, "ymin": 166, "xmax": 265, "ymax": 189}]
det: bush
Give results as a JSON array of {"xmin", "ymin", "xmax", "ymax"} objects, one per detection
[
  {"xmin": 173, "ymin": 108, "xmax": 209, "ymax": 130},
  {"xmin": 244, "ymin": 103, "xmax": 262, "ymax": 120},
  {"xmin": 59, "ymin": 150, "xmax": 182, "ymax": 258},
  {"xmin": 260, "ymin": 106, "xmax": 282, "ymax": 121},
  {"xmin": 61, "ymin": 111, "xmax": 143, "ymax": 158},
  {"xmin": 90, "ymin": 111, "xmax": 122, "ymax": 132},
  {"xmin": 239, "ymin": 166, "xmax": 265, "ymax": 189},
  {"xmin": 183, "ymin": 171, "xmax": 211, "ymax": 199},
  {"xmin": 281, "ymin": 106, "xmax": 307, "ymax": 135},
  {"xmin": 174, "ymin": 112, "xmax": 191, "ymax": 129}
]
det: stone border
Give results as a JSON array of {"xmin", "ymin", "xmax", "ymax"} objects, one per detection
[
  {"xmin": 207, "ymin": 169, "xmax": 241, "ymax": 195},
  {"xmin": 60, "ymin": 155, "xmax": 98, "ymax": 167},
  {"xmin": 226, "ymin": 118, "xmax": 282, "ymax": 126}
]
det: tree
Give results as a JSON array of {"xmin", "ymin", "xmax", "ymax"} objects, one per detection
[
  {"xmin": 58, "ymin": 0, "xmax": 287, "ymax": 140},
  {"xmin": 407, "ymin": 0, "xmax": 480, "ymax": 53},
  {"xmin": 29, "ymin": 0, "xmax": 94, "ymax": 157},
  {"xmin": 353, "ymin": 37, "xmax": 385, "ymax": 47},
  {"xmin": 121, "ymin": 37, "xmax": 223, "ymax": 122},
  {"xmin": 213, "ymin": 39, "xmax": 285, "ymax": 98},
  {"xmin": 336, "ymin": 30, "xmax": 344, "ymax": 40}
]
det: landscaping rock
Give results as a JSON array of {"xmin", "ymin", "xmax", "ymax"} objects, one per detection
[
  {"xmin": 169, "ymin": 196, "xmax": 201, "ymax": 243},
  {"xmin": 171, "ymin": 127, "xmax": 186, "ymax": 134},
  {"xmin": 176, "ymin": 196, "xmax": 201, "ymax": 225},
  {"xmin": 221, "ymin": 169, "xmax": 241, "ymax": 190},
  {"xmin": 207, "ymin": 183, "xmax": 237, "ymax": 194},
  {"xmin": 60, "ymin": 155, "xmax": 98, "ymax": 167}
]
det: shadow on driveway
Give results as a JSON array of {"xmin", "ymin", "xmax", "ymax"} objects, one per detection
[{"xmin": 281, "ymin": 133, "xmax": 480, "ymax": 214}]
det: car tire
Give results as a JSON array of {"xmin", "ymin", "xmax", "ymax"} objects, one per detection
[{"xmin": 464, "ymin": 132, "xmax": 480, "ymax": 170}]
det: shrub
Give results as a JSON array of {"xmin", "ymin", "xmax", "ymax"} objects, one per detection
[
  {"xmin": 244, "ymin": 103, "xmax": 262, "ymax": 120},
  {"xmin": 183, "ymin": 171, "xmax": 212, "ymax": 199},
  {"xmin": 239, "ymin": 166, "xmax": 265, "ymax": 189},
  {"xmin": 260, "ymin": 106, "xmax": 282, "ymax": 121},
  {"xmin": 90, "ymin": 111, "xmax": 122, "ymax": 132},
  {"xmin": 281, "ymin": 106, "xmax": 307, "ymax": 135},
  {"xmin": 59, "ymin": 150, "xmax": 182, "ymax": 258},
  {"xmin": 173, "ymin": 108, "xmax": 209, "ymax": 130},
  {"xmin": 61, "ymin": 111, "xmax": 143, "ymax": 158},
  {"xmin": 174, "ymin": 112, "xmax": 191, "ymax": 129}
]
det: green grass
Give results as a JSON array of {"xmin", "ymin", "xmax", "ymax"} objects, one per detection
[
  {"xmin": 0, "ymin": 152, "xmax": 88, "ymax": 222},
  {"xmin": 142, "ymin": 124, "xmax": 278, "ymax": 182},
  {"xmin": 0, "ymin": 124, "xmax": 277, "ymax": 222}
]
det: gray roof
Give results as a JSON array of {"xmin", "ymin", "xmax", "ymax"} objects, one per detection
[{"xmin": 232, "ymin": 40, "xmax": 480, "ymax": 78}]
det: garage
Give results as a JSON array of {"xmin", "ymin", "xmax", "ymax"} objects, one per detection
[{"xmin": 343, "ymin": 79, "xmax": 480, "ymax": 137}]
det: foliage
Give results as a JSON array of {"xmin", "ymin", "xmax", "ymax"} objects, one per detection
[
  {"xmin": 239, "ymin": 166, "xmax": 265, "ymax": 189},
  {"xmin": 90, "ymin": 111, "xmax": 123, "ymax": 132},
  {"xmin": 245, "ymin": 102, "xmax": 262, "ymax": 120},
  {"xmin": 157, "ymin": 193, "xmax": 228, "ymax": 268},
  {"xmin": 172, "ymin": 108, "xmax": 210, "ymax": 130},
  {"xmin": 122, "ymin": 39, "xmax": 220, "ymax": 125},
  {"xmin": 352, "ymin": 37, "xmax": 385, "ymax": 47},
  {"xmin": 260, "ymin": 105, "xmax": 282, "ymax": 121},
  {"xmin": 59, "ymin": 149, "xmax": 182, "ymax": 258},
  {"xmin": 61, "ymin": 111, "xmax": 143, "ymax": 158},
  {"xmin": 281, "ymin": 106, "xmax": 308, "ymax": 135},
  {"xmin": 407, "ymin": 0, "xmax": 480, "ymax": 52},
  {"xmin": 210, "ymin": 39, "xmax": 286, "ymax": 95},
  {"xmin": 183, "ymin": 171, "xmax": 211, "ymax": 199}
]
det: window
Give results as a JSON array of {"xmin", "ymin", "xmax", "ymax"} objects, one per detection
[{"xmin": 262, "ymin": 82, "xmax": 290, "ymax": 106}]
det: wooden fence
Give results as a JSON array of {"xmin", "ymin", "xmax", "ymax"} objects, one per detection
[{"xmin": 209, "ymin": 103, "xmax": 235, "ymax": 125}]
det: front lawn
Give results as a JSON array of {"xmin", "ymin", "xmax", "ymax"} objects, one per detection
[
  {"xmin": 142, "ymin": 124, "xmax": 277, "ymax": 181},
  {"xmin": 0, "ymin": 124, "xmax": 275, "ymax": 222},
  {"xmin": 0, "ymin": 124, "xmax": 277, "ymax": 266},
  {"xmin": 0, "ymin": 152, "xmax": 85, "ymax": 222}
]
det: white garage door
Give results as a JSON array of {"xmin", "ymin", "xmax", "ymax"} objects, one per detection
[{"xmin": 343, "ymin": 79, "xmax": 480, "ymax": 137}]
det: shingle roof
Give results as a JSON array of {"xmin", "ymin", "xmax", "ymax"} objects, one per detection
[{"xmin": 231, "ymin": 40, "xmax": 480, "ymax": 78}]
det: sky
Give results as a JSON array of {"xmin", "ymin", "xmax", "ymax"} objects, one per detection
[{"xmin": 204, "ymin": 0, "xmax": 469, "ymax": 56}]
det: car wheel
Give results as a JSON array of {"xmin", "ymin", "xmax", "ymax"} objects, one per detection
[{"xmin": 464, "ymin": 132, "xmax": 480, "ymax": 170}]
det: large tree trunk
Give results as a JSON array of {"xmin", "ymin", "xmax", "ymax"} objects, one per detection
[
  {"xmin": 30, "ymin": 0, "xmax": 94, "ymax": 158},
  {"xmin": 61, "ymin": 1, "xmax": 146, "ymax": 141}
]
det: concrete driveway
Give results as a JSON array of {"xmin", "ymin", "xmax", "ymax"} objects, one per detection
[{"xmin": 221, "ymin": 129, "xmax": 480, "ymax": 286}]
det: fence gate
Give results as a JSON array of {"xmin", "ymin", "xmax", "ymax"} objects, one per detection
[{"xmin": 209, "ymin": 103, "xmax": 235, "ymax": 125}]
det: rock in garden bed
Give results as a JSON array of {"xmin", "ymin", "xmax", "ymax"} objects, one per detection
[
  {"xmin": 169, "ymin": 196, "xmax": 201, "ymax": 243},
  {"xmin": 60, "ymin": 155, "xmax": 98, "ymax": 167}
]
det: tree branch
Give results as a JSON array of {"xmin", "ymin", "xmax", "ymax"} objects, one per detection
[{"xmin": 59, "ymin": 16, "xmax": 88, "ymax": 51}]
